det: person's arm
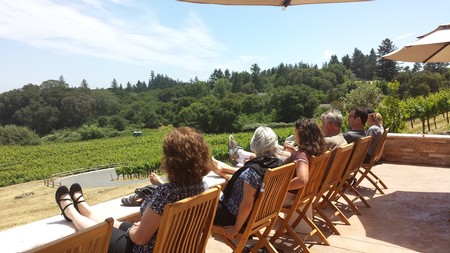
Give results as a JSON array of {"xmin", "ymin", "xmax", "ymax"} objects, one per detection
[
  {"xmin": 288, "ymin": 160, "xmax": 309, "ymax": 191},
  {"xmin": 223, "ymin": 182, "xmax": 257, "ymax": 239},
  {"xmin": 127, "ymin": 207, "xmax": 162, "ymax": 245}
]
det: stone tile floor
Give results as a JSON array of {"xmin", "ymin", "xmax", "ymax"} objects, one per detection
[{"xmin": 205, "ymin": 163, "xmax": 450, "ymax": 253}]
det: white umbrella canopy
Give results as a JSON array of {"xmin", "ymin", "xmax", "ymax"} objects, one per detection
[
  {"xmin": 178, "ymin": 0, "xmax": 370, "ymax": 8},
  {"xmin": 382, "ymin": 23, "xmax": 450, "ymax": 63}
]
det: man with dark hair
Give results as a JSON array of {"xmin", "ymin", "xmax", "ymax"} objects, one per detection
[{"xmin": 343, "ymin": 107, "xmax": 368, "ymax": 144}]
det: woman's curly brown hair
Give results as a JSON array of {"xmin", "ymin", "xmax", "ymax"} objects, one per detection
[
  {"xmin": 295, "ymin": 118, "xmax": 327, "ymax": 157},
  {"xmin": 161, "ymin": 127, "xmax": 212, "ymax": 184}
]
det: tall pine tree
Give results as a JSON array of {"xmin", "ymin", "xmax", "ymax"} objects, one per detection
[{"xmin": 376, "ymin": 38, "xmax": 398, "ymax": 81}]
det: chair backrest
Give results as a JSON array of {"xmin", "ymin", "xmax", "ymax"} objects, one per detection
[
  {"xmin": 26, "ymin": 217, "xmax": 114, "ymax": 253},
  {"xmin": 342, "ymin": 136, "xmax": 372, "ymax": 179},
  {"xmin": 371, "ymin": 128, "xmax": 389, "ymax": 164},
  {"xmin": 314, "ymin": 144, "xmax": 354, "ymax": 207},
  {"xmin": 243, "ymin": 162, "xmax": 296, "ymax": 234},
  {"xmin": 153, "ymin": 185, "xmax": 221, "ymax": 253},
  {"xmin": 294, "ymin": 151, "xmax": 332, "ymax": 207}
]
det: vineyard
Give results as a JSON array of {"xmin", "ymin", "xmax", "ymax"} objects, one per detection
[{"xmin": 0, "ymin": 126, "xmax": 293, "ymax": 187}]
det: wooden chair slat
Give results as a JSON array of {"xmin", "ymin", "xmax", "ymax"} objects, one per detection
[
  {"xmin": 212, "ymin": 162, "xmax": 296, "ymax": 253},
  {"xmin": 25, "ymin": 217, "xmax": 114, "ymax": 253}
]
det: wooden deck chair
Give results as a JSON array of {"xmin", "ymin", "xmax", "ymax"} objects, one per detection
[
  {"xmin": 153, "ymin": 185, "xmax": 221, "ymax": 253},
  {"xmin": 25, "ymin": 217, "xmax": 114, "ymax": 253},
  {"xmin": 270, "ymin": 151, "xmax": 331, "ymax": 253},
  {"xmin": 355, "ymin": 128, "xmax": 390, "ymax": 194},
  {"xmin": 212, "ymin": 163, "xmax": 295, "ymax": 253},
  {"xmin": 313, "ymin": 143, "xmax": 355, "ymax": 235},
  {"xmin": 327, "ymin": 136, "xmax": 372, "ymax": 215}
]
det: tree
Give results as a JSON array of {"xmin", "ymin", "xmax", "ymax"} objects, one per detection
[
  {"xmin": 142, "ymin": 110, "xmax": 162, "ymax": 128},
  {"xmin": 376, "ymin": 38, "xmax": 398, "ymax": 81},
  {"xmin": 212, "ymin": 78, "xmax": 232, "ymax": 98},
  {"xmin": 91, "ymin": 89, "xmax": 121, "ymax": 116},
  {"xmin": 184, "ymin": 81, "xmax": 210, "ymax": 98},
  {"xmin": 110, "ymin": 79, "xmax": 118, "ymax": 91},
  {"xmin": 399, "ymin": 71, "xmax": 442, "ymax": 98},
  {"xmin": 412, "ymin": 63, "xmax": 422, "ymax": 73},
  {"xmin": 365, "ymin": 49, "xmax": 377, "ymax": 80},
  {"xmin": 174, "ymin": 101, "xmax": 214, "ymax": 132},
  {"xmin": 351, "ymin": 48, "xmax": 366, "ymax": 79},
  {"xmin": 60, "ymin": 92, "xmax": 93, "ymax": 128},
  {"xmin": 208, "ymin": 69, "xmax": 224, "ymax": 85},
  {"xmin": 423, "ymin": 63, "xmax": 449, "ymax": 74},
  {"xmin": 109, "ymin": 115, "xmax": 126, "ymax": 131},
  {"xmin": 329, "ymin": 55, "xmax": 340, "ymax": 65},
  {"xmin": 341, "ymin": 54, "xmax": 352, "ymax": 70},
  {"xmin": 272, "ymin": 85, "xmax": 320, "ymax": 123},
  {"xmin": 0, "ymin": 125, "xmax": 40, "ymax": 145},
  {"xmin": 80, "ymin": 79, "xmax": 89, "ymax": 89},
  {"xmin": 250, "ymin": 63, "xmax": 262, "ymax": 92},
  {"xmin": 343, "ymin": 81, "xmax": 384, "ymax": 110},
  {"xmin": 378, "ymin": 81, "xmax": 406, "ymax": 133},
  {"xmin": 58, "ymin": 75, "xmax": 66, "ymax": 84}
]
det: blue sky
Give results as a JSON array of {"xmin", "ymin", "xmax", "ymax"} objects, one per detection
[{"xmin": 0, "ymin": 0, "xmax": 449, "ymax": 93}]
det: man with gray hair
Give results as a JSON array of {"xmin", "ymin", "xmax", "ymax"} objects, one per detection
[{"xmin": 321, "ymin": 108, "xmax": 347, "ymax": 150}]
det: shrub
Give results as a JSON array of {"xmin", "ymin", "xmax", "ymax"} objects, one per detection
[
  {"xmin": 0, "ymin": 125, "xmax": 41, "ymax": 145},
  {"xmin": 79, "ymin": 126, "xmax": 106, "ymax": 140}
]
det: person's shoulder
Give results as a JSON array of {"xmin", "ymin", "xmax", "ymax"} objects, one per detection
[
  {"xmin": 326, "ymin": 134, "xmax": 347, "ymax": 149},
  {"xmin": 367, "ymin": 125, "xmax": 383, "ymax": 135}
]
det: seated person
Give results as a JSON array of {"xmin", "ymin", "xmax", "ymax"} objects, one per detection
[
  {"xmin": 213, "ymin": 119, "xmax": 327, "ymax": 206},
  {"xmin": 54, "ymin": 127, "xmax": 212, "ymax": 253},
  {"xmin": 212, "ymin": 126, "xmax": 283, "ymax": 239},
  {"xmin": 321, "ymin": 108, "xmax": 347, "ymax": 150},
  {"xmin": 364, "ymin": 109, "xmax": 384, "ymax": 163},
  {"xmin": 343, "ymin": 107, "xmax": 368, "ymax": 144}
]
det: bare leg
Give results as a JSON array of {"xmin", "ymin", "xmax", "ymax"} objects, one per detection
[
  {"xmin": 235, "ymin": 149, "xmax": 254, "ymax": 165},
  {"xmin": 211, "ymin": 157, "xmax": 238, "ymax": 180},
  {"xmin": 149, "ymin": 172, "xmax": 164, "ymax": 185},
  {"xmin": 70, "ymin": 191, "xmax": 123, "ymax": 229}
]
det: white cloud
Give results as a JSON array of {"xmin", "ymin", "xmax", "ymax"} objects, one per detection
[
  {"xmin": 0, "ymin": 0, "xmax": 224, "ymax": 74},
  {"xmin": 393, "ymin": 33, "xmax": 414, "ymax": 42},
  {"xmin": 312, "ymin": 49, "xmax": 335, "ymax": 64}
]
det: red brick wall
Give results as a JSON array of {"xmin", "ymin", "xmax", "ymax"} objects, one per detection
[{"xmin": 382, "ymin": 133, "xmax": 450, "ymax": 167}]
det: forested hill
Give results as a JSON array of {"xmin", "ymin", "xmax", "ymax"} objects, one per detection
[{"xmin": 0, "ymin": 38, "xmax": 449, "ymax": 142}]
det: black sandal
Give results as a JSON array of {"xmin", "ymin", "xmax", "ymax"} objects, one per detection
[
  {"xmin": 121, "ymin": 195, "xmax": 143, "ymax": 206},
  {"xmin": 70, "ymin": 183, "xmax": 85, "ymax": 212},
  {"xmin": 55, "ymin": 186, "xmax": 73, "ymax": 222}
]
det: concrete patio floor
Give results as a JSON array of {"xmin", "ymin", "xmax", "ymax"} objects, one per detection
[{"xmin": 205, "ymin": 163, "xmax": 450, "ymax": 253}]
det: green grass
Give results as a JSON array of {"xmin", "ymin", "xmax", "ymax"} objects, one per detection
[
  {"xmin": 0, "ymin": 126, "xmax": 294, "ymax": 187},
  {"xmin": 404, "ymin": 114, "xmax": 450, "ymax": 134}
]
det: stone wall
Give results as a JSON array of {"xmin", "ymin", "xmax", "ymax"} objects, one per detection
[{"xmin": 382, "ymin": 133, "xmax": 450, "ymax": 167}]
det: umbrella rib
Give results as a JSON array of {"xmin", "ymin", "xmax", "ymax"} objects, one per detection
[{"xmin": 423, "ymin": 42, "xmax": 450, "ymax": 63}]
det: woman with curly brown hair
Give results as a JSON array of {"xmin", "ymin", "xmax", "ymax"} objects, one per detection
[
  {"xmin": 54, "ymin": 127, "xmax": 213, "ymax": 253},
  {"xmin": 285, "ymin": 119, "xmax": 327, "ymax": 186}
]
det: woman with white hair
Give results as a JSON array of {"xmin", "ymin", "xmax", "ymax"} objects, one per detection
[
  {"xmin": 215, "ymin": 119, "xmax": 327, "ymax": 207},
  {"xmin": 212, "ymin": 126, "xmax": 283, "ymax": 239}
]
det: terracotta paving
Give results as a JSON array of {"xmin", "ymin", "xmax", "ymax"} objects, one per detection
[{"xmin": 205, "ymin": 163, "xmax": 450, "ymax": 253}]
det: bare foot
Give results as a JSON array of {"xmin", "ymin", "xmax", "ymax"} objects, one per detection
[{"xmin": 149, "ymin": 172, "xmax": 164, "ymax": 185}]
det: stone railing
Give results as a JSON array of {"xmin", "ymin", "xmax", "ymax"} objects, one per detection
[{"xmin": 382, "ymin": 133, "xmax": 450, "ymax": 167}]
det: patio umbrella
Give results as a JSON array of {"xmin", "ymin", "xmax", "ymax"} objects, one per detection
[
  {"xmin": 382, "ymin": 23, "xmax": 450, "ymax": 63},
  {"xmin": 178, "ymin": 0, "xmax": 370, "ymax": 8}
]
